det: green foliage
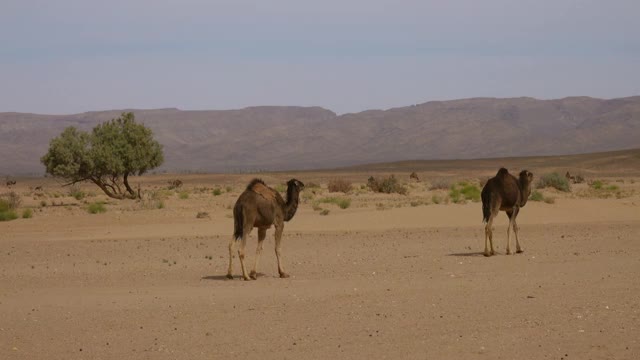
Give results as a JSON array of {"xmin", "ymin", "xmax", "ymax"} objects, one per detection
[
  {"xmin": 274, "ymin": 184, "xmax": 287, "ymax": 193},
  {"xmin": 530, "ymin": 190, "xmax": 544, "ymax": 201},
  {"xmin": 0, "ymin": 192, "xmax": 22, "ymax": 210},
  {"xmin": 431, "ymin": 195, "xmax": 442, "ymax": 204},
  {"xmin": 0, "ymin": 198, "xmax": 16, "ymax": 221},
  {"xmin": 41, "ymin": 112, "xmax": 164, "ymax": 199},
  {"xmin": 178, "ymin": 191, "xmax": 189, "ymax": 199},
  {"xmin": 0, "ymin": 209, "xmax": 18, "ymax": 221},
  {"xmin": 22, "ymin": 208, "xmax": 33, "ymax": 219},
  {"xmin": 68, "ymin": 185, "xmax": 86, "ymax": 200},
  {"xmin": 591, "ymin": 180, "xmax": 603, "ymax": 190},
  {"xmin": 449, "ymin": 182, "xmax": 481, "ymax": 203},
  {"xmin": 212, "ymin": 188, "xmax": 222, "ymax": 196},
  {"xmin": 536, "ymin": 173, "xmax": 571, "ymax": 192},
  {"xmin": 606, "ymin": 185, "xmax": 619, "ymax": 191},
  {"xmin": 87, "ymin": 201, "xmax": 107, "ymax": 214},
  {"xmin": 367, "ymin": 175, "xmax": 408, "ymax": 194}
]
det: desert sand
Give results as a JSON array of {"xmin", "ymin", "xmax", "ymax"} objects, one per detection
[{"xmin": 1, "ymin": 156, "xmax": 639, "ymax": 359}]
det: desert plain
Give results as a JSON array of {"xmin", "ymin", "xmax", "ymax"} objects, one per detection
[{"xmin": 1, "ymin": 149, "xmax": 639, "ymax": 360}]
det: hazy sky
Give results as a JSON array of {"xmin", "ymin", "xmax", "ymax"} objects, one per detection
[{"xmin": 1, "ymin": 0, "xmax": 639, "ymax": 114}]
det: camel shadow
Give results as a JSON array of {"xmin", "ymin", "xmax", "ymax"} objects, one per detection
[
  {"xmin": 447, "ymin": 251, "xmax": 486, "ymax": 257},
  {"xmin": 201, "ymin": 273, "xmax": 268, "ymax": 281}
]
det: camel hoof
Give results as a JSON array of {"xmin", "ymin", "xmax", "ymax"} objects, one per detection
[
  {"xmin": 242, "ymin": 277, "xmax": 251, "ymax": 281},
  {"xmin": 279, "ymin": 272, "xmax": 290, "ymax": 278},
  {"xmin": 516, "ymin": 249, "xmax": 524, "ymax": 254},
  {"xmin": 249, "ymin": 271, "xmax": 258, "ymax": 280},
  {"xmin": 506, "ymin": 250, "xmax": 512, "ymax": 255},
  {"xmin": 484, "ymin": 252, "xmax": 491, "ymax": 257},
  {"xmin": 226, "ymin": 274, "xmax": 234, "ymax": 280}
]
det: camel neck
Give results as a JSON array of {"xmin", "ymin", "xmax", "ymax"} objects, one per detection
[
  {"xmin": 519, "ymin": 178, "xmax": 532, "ymax": 207},
  {"xmin": 284, "ymin": 186, "xmax": 300, "ymax": 222}
]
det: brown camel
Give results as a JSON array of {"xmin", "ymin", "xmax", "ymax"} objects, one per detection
[
  {"xmin": 481, "ymin": 168, "xmax": 533, "ymax": 257},
  {"xmin": 227, "ymin": 178, "xmax": 305, "ymax": 280}
]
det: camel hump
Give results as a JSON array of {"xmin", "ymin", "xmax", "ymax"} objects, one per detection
[
  {"xmin": 247, "ymin": 178, "xmax": 277, "ymax": 201},
  {"xmin": 496, "ymin": 168, "xmax": 509, "ymax": 177}
]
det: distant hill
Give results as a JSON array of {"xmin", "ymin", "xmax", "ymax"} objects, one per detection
[{"xmin": 1, "ymin": 96, "xmax": 639, "ymax": 175}]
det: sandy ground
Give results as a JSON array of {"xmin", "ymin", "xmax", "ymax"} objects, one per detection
[{"xmin": 1, "ymin": 167, "xmax": 639, "ymax": 359}]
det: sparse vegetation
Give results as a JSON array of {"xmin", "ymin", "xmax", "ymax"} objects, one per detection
[
  {"xmin": 316, "ymin": 197, "xmax": 351, "ymax": 209},
  {"xmin": 410, "ymin": 200, "xmax": 423, "ymax": 207},
  {"xmin": 530, "ymin": 190, "xmax": 544, "ymax": 201},
  {"xmin": 429, "ymin": 178, "xmax": 451, "ymax": 190},
  {"xmin": 319, "ymin": 209, "xmax": 330, "ymax": 216},
  {"xmin": 274, "ymin": 184, "xmax": 287, "ymax": 193},
  {"xmin": 543, "ymin": 197, "xmax": 556, "ymax": 204},
  {"xmin": 327, "ymin": 178, "xmax": 352, "ymax": 193},
  {"xmin": 178, "ymin": 191, "xmax": 189, "ymax": 199},
  {"xmin": 449, "ymin": 182, "xmax": 481, "ymax": 203},
  {"xmin": 367, "ymin": 175, "xmax": 408, "ymax": 195},
  {"xmin": 87, "ymin": 201, "xmax": 107, "ymax": 214},
  {"xmin": 537, "ymin": 173, "xmax": 571, "ymax": 192},
  {"xmin": 196, "ymin": 211, "xmax": 209, "ymax": 219},
  {"xmin": 167, "ymin": 179, "xmax": 183, "ymax": 189},
  {"xmin": 225, "ymin": 186, "xmax": 233, "ymax": 193},
  {"xmin": 431, "ymin": 195, "xmax": 442, "ymax": 204},
  {"xmin": 591, "ymin": 180, "xmax": 604, "ymax": 190},
  {"xmin": 212, "ymin": 188, "xmax": 222, "ymax": 196},
  {"xmin": 68, "ymin": 185, "xmax": 86, "ymax": 200},
  {"xmin": 1, "ymin": 192, "xmax": 22, "ymax": 210},
  {"xmin": 22, "ymin": 208, "xmax": 33, "ymax": 219}
]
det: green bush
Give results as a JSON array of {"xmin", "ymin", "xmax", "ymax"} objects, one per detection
[
  {"xmin": 22, "ymin": 208, "xmax": 33, "ymax": 219},
  {"xmin": 431, "ymin": 195, "xmax": 442, "ymax": 204},
  {"xmin": 591, "ymin": 180, "xmax": 603, "ymax": 190},
  {"xmin": 449, "ymin": 182, "xmax": 481, "ymax": 203},
  {"xmin": 536, "ymin": 173, "xmax": 571, "ymax": 192},
  {"xmin": 178, "ymin": 191, "xmax": 189, "ymax": 199},
  {"xmin": 68, "ymin": 185, "xmax": 86, "ymax": 200},
  {"xmin": 87, "ymin": 201, "xmax": 107, "ymax": 214},
  {"xmin": 0, "ymin": 210, "xmax": 18, "ymax": 221},
  {"xmin": 212, "ymin": 188, "xmax": 222, "ymax": 196},
  {"xmin": 530, "ymin": 190, "xmax": 544, "ymax": 201},
  {"xmin": 274, "ymin": 184, "xmax": 287, "ymax": 193}
]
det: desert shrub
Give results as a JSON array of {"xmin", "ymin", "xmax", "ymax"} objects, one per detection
[
  {"xmin": 536, "ymin": 173, "xmax": 571, "ymax": 192},
  {"xmin": 590, "ymin": 180, "xmax": 604, "ymax": 190},
  {"xmin": 606, "ymin": 185, "xmax": 619, "ymax": 191},
  {"xmin": 319, "ymin": 209, "xmax": 330, "ymax": 216},
  {"xmin": 87, "ymin": 201, "xmax": 107, "ymax": 214},
  {"xmin": 139, "ymin": 190, "xmax": 165, "ymax": 209},
  {"xmin": 317, "ymin": 197, "xmax": 351, "ymax": 209},
  {"xmin": 68, "ymin": 185, "xmax": 86, "ymax": 200},
  {"xmin": 530, "ymin": 190, "xmax": 544, "ymax": 201},
  {"xmin": 543, "ymin": 197, "xmax": 556, "ymax": 204},
  {"xmin": 167, "ymin": 179, "xmax": 183, "ymax": 189},
  {"xmin": 225, "ymin": 186, "xmax": 233, "ymax": 193},
  {"xmin": 367, "ymin": 175, "xmax": 407, "ymax": 195},
  {"xmin": 429, "ymin": 178, "xmax": 451, "ymax": 190},
  {"xmin": 449, "ymin": 182, "xmax": 481, "ymax": 203},
  {"xmin": 22, "ymin": 208, "xmax": 33, "ymax": 219},
  {"xmin": 0, "ymin": 209, "xmax": 18, "ymax": 221},
  {"xmin": 178, "ymin": 191, "xmax": 189, "ymax": 199},
  {"xmin": 312, "ymin": 203, "xmax": 322, "ymax": 211},
  {"xmin": 306, "ymin": 182, "xmax": 321, "ymax": 189},
  {"xmin": 573, "ymin": 174, "xmax": 585, "ymax": 184},
  {"xmin": 410, "ymin": 200, "xmax": 423, "ymax": 207},
  {"xmin": 459, "ymin": 183, "xmax": 481, "ymax": 202},
  {"xmin": 431, "ymin": 195, "xmax": 442, "ymax": 204},
  {"xmin": 0, "ymin": 192, "xmax": 22, "ymax": 210},
  {"xmin": 449, "ymin": 187, "xmax": 462, "ymax": 203},
  {"xmin": 274, "ymin": 184, "xmax": 287, "ymax": 193},
  {"xmin": 327, "ymin": 178, "xmax": 352, "ymax": 193},
  {"xmin": 302, "ymin": 192, "xmax": 314, "ymax": 202},
  {"xmin": 40, "ymin": 200, "xmax": 47, "ymax": 207},
  {"xmin": 212, "ymin": 188, "xmax": 222, "ymax": 196},
  {"xmin": 196, "ymin": 211, "xmax": 209, "ymax": 219}
]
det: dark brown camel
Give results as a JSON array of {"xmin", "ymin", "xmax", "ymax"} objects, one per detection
[
  {"xmin": 227, "ymin": 178, "xmax": 305, "ymax": 280},
  {"xmin": 481, "ymin": 168, "xmax": 533, "ymax": 257}
]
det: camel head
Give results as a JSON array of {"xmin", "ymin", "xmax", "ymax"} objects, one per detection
[
  {"xmin": 519, "ymin": 170, "xmax": 534, "ymax": 206},
  {"xmin": 286, "ymin": 178, "xmax": 305, "ymax": 193}
]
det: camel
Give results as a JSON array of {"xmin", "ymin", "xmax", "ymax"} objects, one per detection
[
  {"xmin": 227, "ymin": 178, "xmax": 305, "ymax": 280},
  {"xmin": 409, "ymin": 172, "xmax": 420, "ymax": 182},
  {"xmin": 481, "ymin": 168, "xmax": 533, "ymax": 257}
]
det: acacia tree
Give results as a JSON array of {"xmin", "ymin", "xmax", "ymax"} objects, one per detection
[{"xmin": 41, "ymin": 112, "xmax": 164, "ymax": 199}]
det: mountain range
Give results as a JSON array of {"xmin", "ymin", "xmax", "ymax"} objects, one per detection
[{"xmin": 1, "ymin": 96, "xmax": 639, "ymax": 175}]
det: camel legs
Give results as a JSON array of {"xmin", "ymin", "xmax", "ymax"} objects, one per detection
[
  {"xmin": 512, "ymin": 209, "xmax": 523, "ymax": 253},
  {"xmin": 484, "ymin": 214, "xmax": 496, "ymax": 257},
  {"xmin": 250, "ymin": 228, "xmax": 267, "ymax": 280},
  {"xmin": 505, "ymin": 208, "xmax": 521, "ymax": 255},
  {"xmin": 237, "ymin": 222, "xmax": 254, "ymax": 281},
  {"xmin": 226, "ymin": 237, "xmax": 235, "ymax": 279},
  {"xmin": 274, "ymin": 223, "xmax": 289, "ymax": 278}
]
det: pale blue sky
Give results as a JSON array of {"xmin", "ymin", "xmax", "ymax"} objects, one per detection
[{"xmin": 1, "ymin": 0, "xmax": 638, "ymax": 114}]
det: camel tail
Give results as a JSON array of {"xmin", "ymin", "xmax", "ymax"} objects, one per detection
[
  {"xmin": 481, "ymin": 187, "xmax": 491, "ymax": 223},
  {"xmin": 233, "ymin": 204, "xmax": 243, "ymax": 241}
]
